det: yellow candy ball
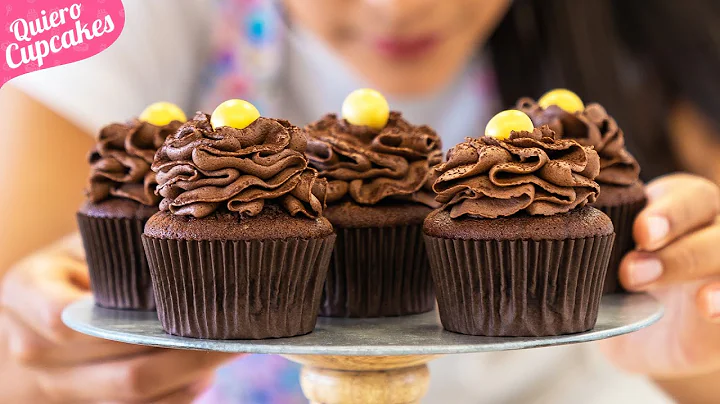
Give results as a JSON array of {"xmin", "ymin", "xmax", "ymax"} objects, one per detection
[
  {"xmin": 538, "ymin": 89, "xmax": 585, "ymax": 114},
  {"xmin": 341, "ymin": 89, "xmax": 390, "ymax": 130},
  {"xmin": 139, "ymin": 102, "xmax": 187, "ymax": 126},
  {"xmin": 484, "ymin": 110, "xmax": 534, "ymax": 140},
  {"xmin": 211, "ymin": 99, "xmax": 260, "ymax": 130}
]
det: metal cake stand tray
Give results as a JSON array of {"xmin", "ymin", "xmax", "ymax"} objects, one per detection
[
  {"xmin": 63, "ymin": 294, "xmax": 663, "ymax": 404},
  {"xmin": 63, "ymin": 293, "xmax": 661, "ymax": 356}
]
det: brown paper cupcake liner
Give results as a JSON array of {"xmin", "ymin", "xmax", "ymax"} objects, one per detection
[
  {"xmin": 320, "ymin": 224, "xmax": 435, "ymax": 318},
  {"xmin": 77, "ymin": 213, "xmax": 155, "ymax": 310},
  {"xmin": 142, "ymin": 234, "xmax": 335, "ymax": 339},
  {"xmin": 425, "ymin": 234, "xmax": 615, "ymax": 336},
  {"xmin": 597, "ymin": 199, "xmax": 646, "ymax": 294}
]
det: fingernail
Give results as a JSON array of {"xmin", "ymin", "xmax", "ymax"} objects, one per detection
[
  {"xmin": 629, "ymin": 258, "xmax": 663, "ymax": 287},
  {"xmin": 646, "ymin": 216, "xmax": 670, "ymax": 247},
  {"xmin": 706, "ymin": 290, "xmax": 720, "ymax": 318}
]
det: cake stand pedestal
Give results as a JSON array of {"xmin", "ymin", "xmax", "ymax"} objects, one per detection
[{"xmin": 63, "ymin": 294, "xmax": 662, "ymax": 404}]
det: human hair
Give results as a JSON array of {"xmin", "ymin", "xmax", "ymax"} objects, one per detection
[{"xmin": 488, "ymin": 0, "xmax": 720, "ymax": 180}]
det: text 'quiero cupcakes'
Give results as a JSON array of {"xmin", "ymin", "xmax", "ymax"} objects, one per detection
[
  {"xmin": 305, "ymin": 89, "xmax": 443, "ymax": 318},
  {"xmin": 424, "ymin": 110, "xmax": 615, "ymax": 337},
  {"xmin": 77, "ymin": 102, "xmax": 186, "ymax": 310},
  {"xmin": 142, "ymin": 100, "xmax": 336, "ymax": 339},
  {"xmin": 518, "ymin": 89, "xmax": 645, "ymax": 293}
]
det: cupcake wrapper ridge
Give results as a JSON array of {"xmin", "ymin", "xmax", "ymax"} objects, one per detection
[
  {"xmin": 597, "ymin": 198, "xmax": 646, "ymax": 294},
  {"xmin": 320, "ymin": 224, "xmax": 435, "ymax": 318},
  {"xmin": 143, "ymin": 234, "xmax": 335, "ymax": 339},
  {"xmin": 425, "ymin": 234, "xmax": 614, "ymax": 337},
  {"xmin": 77, "ymin": 213, "xmax": 156, "ymax": 310}
]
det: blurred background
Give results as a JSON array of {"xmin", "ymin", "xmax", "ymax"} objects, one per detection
[{"xmin": 1, "ymin": 0, "xmax": 720, "ymax": 403}]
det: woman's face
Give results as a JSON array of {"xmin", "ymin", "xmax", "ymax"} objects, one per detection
[{"xmin": 283, "ymin": 0, "xmax": 511, "ymax": 97}]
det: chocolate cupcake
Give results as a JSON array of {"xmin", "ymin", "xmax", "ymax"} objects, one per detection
[
  {"xmin": 77, "ymin": 104, "xmax": 185, "ymax": 310},
  {"xmin": 143, "ymin": 101, "xmax": 335, "ymax": 339},
  {"xmin": 518, "ymin": 90, "xmax": 645, "ymax": 293},
  {"xmin": 424, "ymin": 113, "xmax": 614, "ymax": 337},
  {"xmin": 305, "ymin": 90, "xmax": 442, "ymax": 318}
]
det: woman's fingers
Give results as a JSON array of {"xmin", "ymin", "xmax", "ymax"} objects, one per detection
[
  {"xmin": 3, "ymin": 311, "xmax": 154, "ymax": 367},
  {"xmin": 148, "ymin": 376, "xmax": 214, "ymax": 404},
  {"xmin": 34, "ymin": 349, "xmax": 233, "ymax": 403},
  {"xmin": 1, "ymin": 254, "xmax": 90, "ymax": 344},
  {"xmin": 696, "ymin": 282, "xmax": 720, "ymax": 323},
  {"xmin": 621, "ymin": 220, "xmax": 720, "ymax": 290},
  {"xmin": 2, "ymin": 251, "xmax": 155, "ymax": 367},
  {"xmin": 634, "ymin": 174, "xmax": 720, "ymax": 252},
  {"xmin": 0, "ymin": 236, "xmax": 229, "ymax": 403},
  {"xmin": 100, "ymin": 377, "xmax": 211, "ymax": 404}
]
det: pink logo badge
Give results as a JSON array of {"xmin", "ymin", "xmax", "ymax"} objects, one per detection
[{"xmin": 1, "ymin": 0, "xmax": 125, "ymax": 88}]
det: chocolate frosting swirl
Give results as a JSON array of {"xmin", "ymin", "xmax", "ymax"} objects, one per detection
[
  {"xmin": 433, "ymin": 128, "xmax": 601, "ymax": 219},
  {"xmin": 88, "ymin": 120, "xmax": 181, "ymax": 206},
  {"xmin": 305, "ymin": 112, "xmax": 443, "ymax": 207},
  {"xmin": 152, "ymin": 113, "xmax": 326, "ymax": 219},
  {"xmin": 518, "ymin": 98, "xmax": 640, "ymax": 186}
]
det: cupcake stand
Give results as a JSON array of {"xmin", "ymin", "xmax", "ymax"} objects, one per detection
[{"xmin": 63, "ymin": 294, "xmax": 662, "ymax": 403}]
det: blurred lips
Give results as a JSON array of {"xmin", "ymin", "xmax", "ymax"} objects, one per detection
[{"xmin": 372, "ymin": 34, "xmax": 440, "ymax": 59}]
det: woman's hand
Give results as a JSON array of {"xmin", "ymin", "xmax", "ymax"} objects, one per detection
[
  {"xmin": 600, "ymin": 173, "xmax": 720, "ymax": 379},
  {"xmin": 0, "ymin": 235, "xmax": 236, "ymax": 403}
]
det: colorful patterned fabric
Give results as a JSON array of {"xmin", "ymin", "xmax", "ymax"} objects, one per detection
[
  {"xmin": 198, "ymin": 0, "xmax": 285, "ymax": 115},
  {"xmin": 197, "ymin": 355, "xmax": 305, "ymax": 404}
]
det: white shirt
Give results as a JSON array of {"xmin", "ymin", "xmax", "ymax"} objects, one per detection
[{"xmin": 11, "ymin": 1, "xmax": 671, "ymax": 403}]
